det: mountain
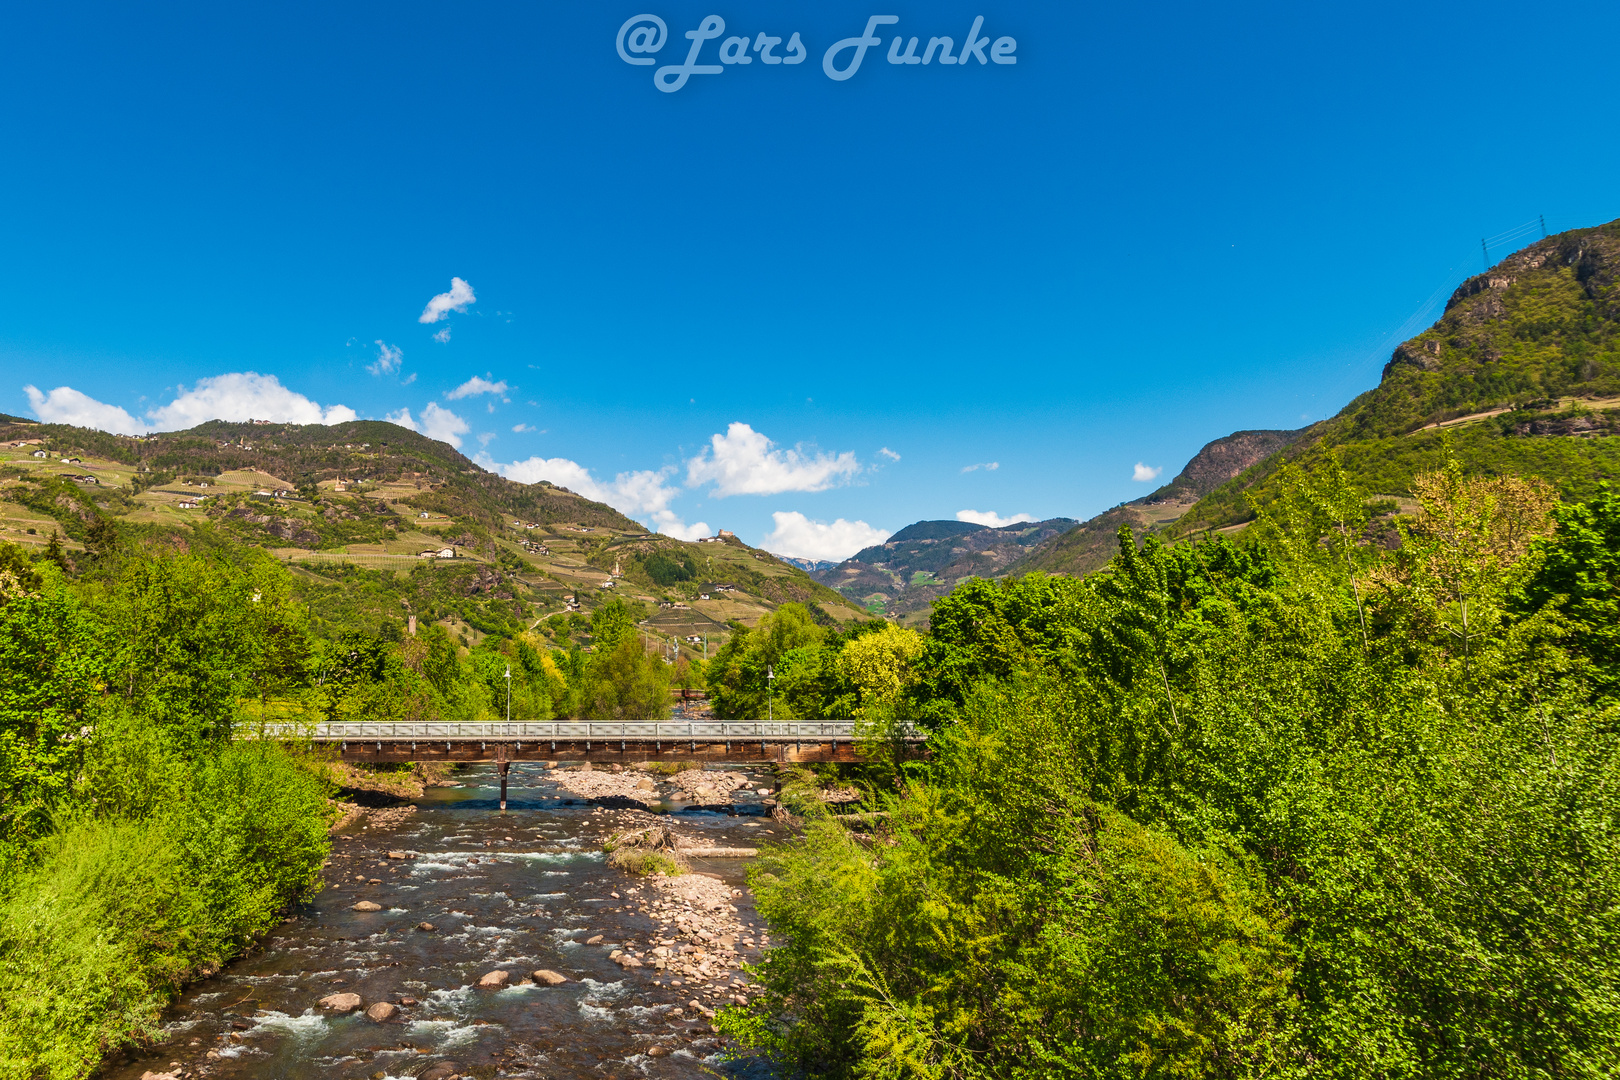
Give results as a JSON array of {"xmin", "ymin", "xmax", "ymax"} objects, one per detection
[
  {"xmin": 0, "ymin": 418, "xmax": 867, "ymax": 649},
  {"xmin": 774, "ymin": 555, "xmax": 840, "ymax": 573},
  {"xmin": 1172, "ymin": 218, "xmax": 1620, "ymax": 536},
  {"xmin": 1005, "ymin": 428, "xmax": 1303, "ymax": 577},
  {"xmin": 811, "ymin": 517, "xmax": 1076, "ymax": 618}
]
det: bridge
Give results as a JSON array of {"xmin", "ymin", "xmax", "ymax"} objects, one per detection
[{"xmin": 256, "ymin": 721, "xmax": 921, "ymax": 808}]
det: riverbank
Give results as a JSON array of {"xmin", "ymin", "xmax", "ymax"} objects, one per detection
[
  {"xmin": 0, "ymin": 741, "xmax": 331, "ymax": 1080},
  {"xmin": 89, "ymin": 761, "xmax": 786, "ymax": 1079}
]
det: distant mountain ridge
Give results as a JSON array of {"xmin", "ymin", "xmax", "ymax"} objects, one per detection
[{"xmin": 811, "ymin": 517, "xmax": 1075, "ymax": 617}]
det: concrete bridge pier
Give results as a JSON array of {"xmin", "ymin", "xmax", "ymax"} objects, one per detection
[{"xmin": 497, "ymin": 744, "xmax": 511, "ymax": 810}]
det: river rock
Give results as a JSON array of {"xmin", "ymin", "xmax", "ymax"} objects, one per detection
[
  {"xmin": 635, "ymin": 778, "xmax": 655, "ymax": 790},
  {"xmin": 647, "ymin": 1045, "xmax": 670, "ymax": 1057},
  {"xmin": 387, "ymin": 850, "xmax": 409, "ymax": 859},
  {"xmin": 319, "ymin": 992, "xmax": 363, "ymax": 1012},
  {"xmin": 477, "ymin": 969, "xmax": 511, "ymax": 988},
  {"xmin": 365, "ymin": 1001, "xmax": 398, "ymax": 1022},
  {"xmin": 418, "ymin": 1062, "xmax": 462, "ymax": 1080},
  {"xmin": 586, "ymin": 934, "xmax": 603, "ymax": 944},
  {"xmin": 533, "ymin": 969, "xmax": 568, "ymax": 985},
  {"xmin": 351, "ymin": 901, "xmax": 382, "ymax": 912},
  {"xmin": 141, "ymin": 1072, "xmax": 180, "ymax": 1080},
  {"xmin": 417, "ymin": 922, "xmax": 435, "ymax": 931}
]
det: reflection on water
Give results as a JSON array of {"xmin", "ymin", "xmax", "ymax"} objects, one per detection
[{"xmin": 104, "ymin": 764, "xmax": 782, "ymax": 1080}]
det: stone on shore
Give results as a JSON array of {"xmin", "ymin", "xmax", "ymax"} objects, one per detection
[
  {"xmin": 351, "ymin": 900, "xmax": 382, "ymax": 912},
  {"xmin": 365, "ymin": 1001, "xmax": 399, "ymax": 1022},
  {"xmin": 417, "ymin": 921, "xmax": 435, "ymax": 931},
  {"xmin": 586, "ymin": 934, "xmax": 603, "ymax": 944},
  {"xmin": 477, "ymin": 969, "xmax": 512, "ymax": 988},
  {"xmin": 533, "ymin": 969, "xmax": 568, "ymax": 985},
  {"xmin": 319, "ymin": 992, "xmax": 363, "ymax": 1011}
]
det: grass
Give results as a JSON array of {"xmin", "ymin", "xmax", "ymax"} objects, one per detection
[
  {"xmin": 641, "ymin": 760, "xmax": 701, "ymax": 777},
  {"xmin": 606, "ymin": 848, "xmax": 686, "ymax": 876}
]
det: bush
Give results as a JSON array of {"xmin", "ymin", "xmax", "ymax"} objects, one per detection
[{"xmin": 0, "ymin": 741, "xmax": 330, "ymax": 1080}]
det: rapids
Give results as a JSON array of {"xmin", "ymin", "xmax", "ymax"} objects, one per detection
[{"xmin": 103, "ymin": 763, "xmax": 785, "ymax": 1080}]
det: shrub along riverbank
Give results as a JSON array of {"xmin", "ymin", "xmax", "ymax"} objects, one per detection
[
  {"xmin": 0, "ymin": 542, "xmax": 332, "ymax": 1079},
  {"xmin": 717, "ymin": 462, "xmax": 1620, "ymax": 1079}
]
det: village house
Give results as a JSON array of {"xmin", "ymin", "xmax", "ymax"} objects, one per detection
[{"xmin": 417, "ymin": 547, "xmax": 456, "ymax": 559}]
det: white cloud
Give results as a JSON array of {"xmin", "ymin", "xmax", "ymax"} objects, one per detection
[
  {"xmin": 763, "ymin": 511, "xmax": 889, "ymax": 563},
  {"xmin": 24, "ymin": 385, "xmax": 146, "ymax": 436},
  {"xmin": 432, "ymin": 327, "xmax": 452, "ymax": 344},
  {"xmin": 512, "ymin": 423, "xmax": 532, "ymax": 433},
  {"xmin": 368, "ymin": 341, "xmax": 403, "ymax": 376},
  {"xmin": 150, "ymin": 372, "xmax": 356, "ymax": 429},
  {"xmin": 878, "ymin": 447, "xmax": 901, "ymax": 461},
  {"xmin": 402, "ymin": 372, "xmax": 417, "ymax": 385},
  {"xmin": 956, "ymin": 509, "xmax": 1036, "ymax": 529},
  {"xmin": 477, "ymin": 432, "xmax": 496, "ymax": 446},
  {"xmin": 1132, "ymin": 462, "xmax": 1163, "ymax": 482},
  {"xmin": 961, "ymin": 461, "xmax": 1000, "ymax": 473},
  {"xmin": 27, "ymin": 373, "xmax": 357, "ymax": 435},
  {"xmin": 388, "ymin": 402, "xmax": 470, "ymax": 449},
  {"xmin": 419, "ymin": 277, "xmax": 476, "ymax": 323},
  {"xmin": 685, "ymin": 422, "xmax": 860, "ymax": 497},
  {"xmin": 486, "ymin": 455, "xmax": 710, "ymax": 538},
  {"xmin": 446, "ymin": 375, "xmax": 509, "ymax": 400},
  {"xmin": 649, "ymin": 513, "xmax": 712, "ymax": 541}
]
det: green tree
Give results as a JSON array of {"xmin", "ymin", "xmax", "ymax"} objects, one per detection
[
  {"xmin": 590, "ymin": 597, "xmax": 638, "ymax": 652},
  {"xmin": 582, "ymin": 635, "xmax": 670, "ymax": 723},
  {"xmin": 1517, "ymin": 483, "xmax": 1620, "ymax": 692}
]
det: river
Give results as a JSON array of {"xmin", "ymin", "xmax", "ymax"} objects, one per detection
[{"xmin": 104, "ymin": 763, "xmax": 784, "ymax": 1080}]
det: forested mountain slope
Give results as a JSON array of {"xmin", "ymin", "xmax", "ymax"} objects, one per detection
[
  {"xmin": 1006, "ymin": 428, "xmax": 1302, "ymax": 577},
  {"xmin": 1174, "ymin": 218, "xmax": 1620, "ymax": 534}
]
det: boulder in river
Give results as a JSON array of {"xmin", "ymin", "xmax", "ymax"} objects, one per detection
[
  {"xmin": 365, "ymin": 1001, "xmax": 399, "ymax": 1022},
  {"xmin": 351, "ymin": 901, "xmax": 382, "ymax": 912},
  {"xmin": 418, "ymin": 1062, "xmax": 462, "ymax": 1080},
  {"xmin": 319, "ymin": 992, "xmax": 363, "ymax": 1012},
  {"xmin": 533, "ymin": 969, "xmax": 568, "ymax": 985},
  {"xmin": 586, "ymin": 934, "xmax": 603, "ymax": 944},
  {"xmin": 386, "ymin": 850, "xmax": 409, "ymax": 859},
  {"xmin": 477, "ymin": 969, "xmax": 512, "ymax": 988},
  {"xmin": 417, "ymin": 921, "xmax": 435, "ymax": 931}
]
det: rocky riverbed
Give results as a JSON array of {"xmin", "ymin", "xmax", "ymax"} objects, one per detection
[{"xmin": 102, "ymin": 762, "xmax": 787, "ymax": 1080}]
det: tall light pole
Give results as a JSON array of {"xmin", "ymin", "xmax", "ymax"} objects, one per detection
[
  {"xmin": 767, "ymin": 664, "xmax": 774, "ymax": 723},
  {"xmin": 501, "ymin": 664, "xmax": 513, "ymax": 812}
]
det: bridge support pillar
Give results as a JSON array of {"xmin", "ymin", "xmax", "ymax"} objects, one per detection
[{"xmin": 497, "ymin": 743, "xmax": 510, "ymax": 811}]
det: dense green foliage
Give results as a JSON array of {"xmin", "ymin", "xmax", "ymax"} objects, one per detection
[
  {"xmin": 0, "ymin": 544, "xmax": 332, "ymax": 1079},
  {"xmin": 720, "ymin": 461, "xmax": 1620, "ymax": 1079},
  {"xmin": 704, "ymin": 604, "xmax": 908, "ymax": 724}
]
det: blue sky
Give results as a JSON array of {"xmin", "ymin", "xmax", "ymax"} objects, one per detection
[{"xmin": 3, "ymin": 1, "xmax": 1618, "ymax": 560}]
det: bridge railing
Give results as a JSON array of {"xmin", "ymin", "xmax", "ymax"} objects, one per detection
[{"xmin": 248, "ymin": 720, "xmax": 917, "ymax": 742}]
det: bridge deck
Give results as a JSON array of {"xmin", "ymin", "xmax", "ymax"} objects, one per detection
[{"xmin": 253, "ymin": 721, "xmax": 916, "ymax": 764}]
